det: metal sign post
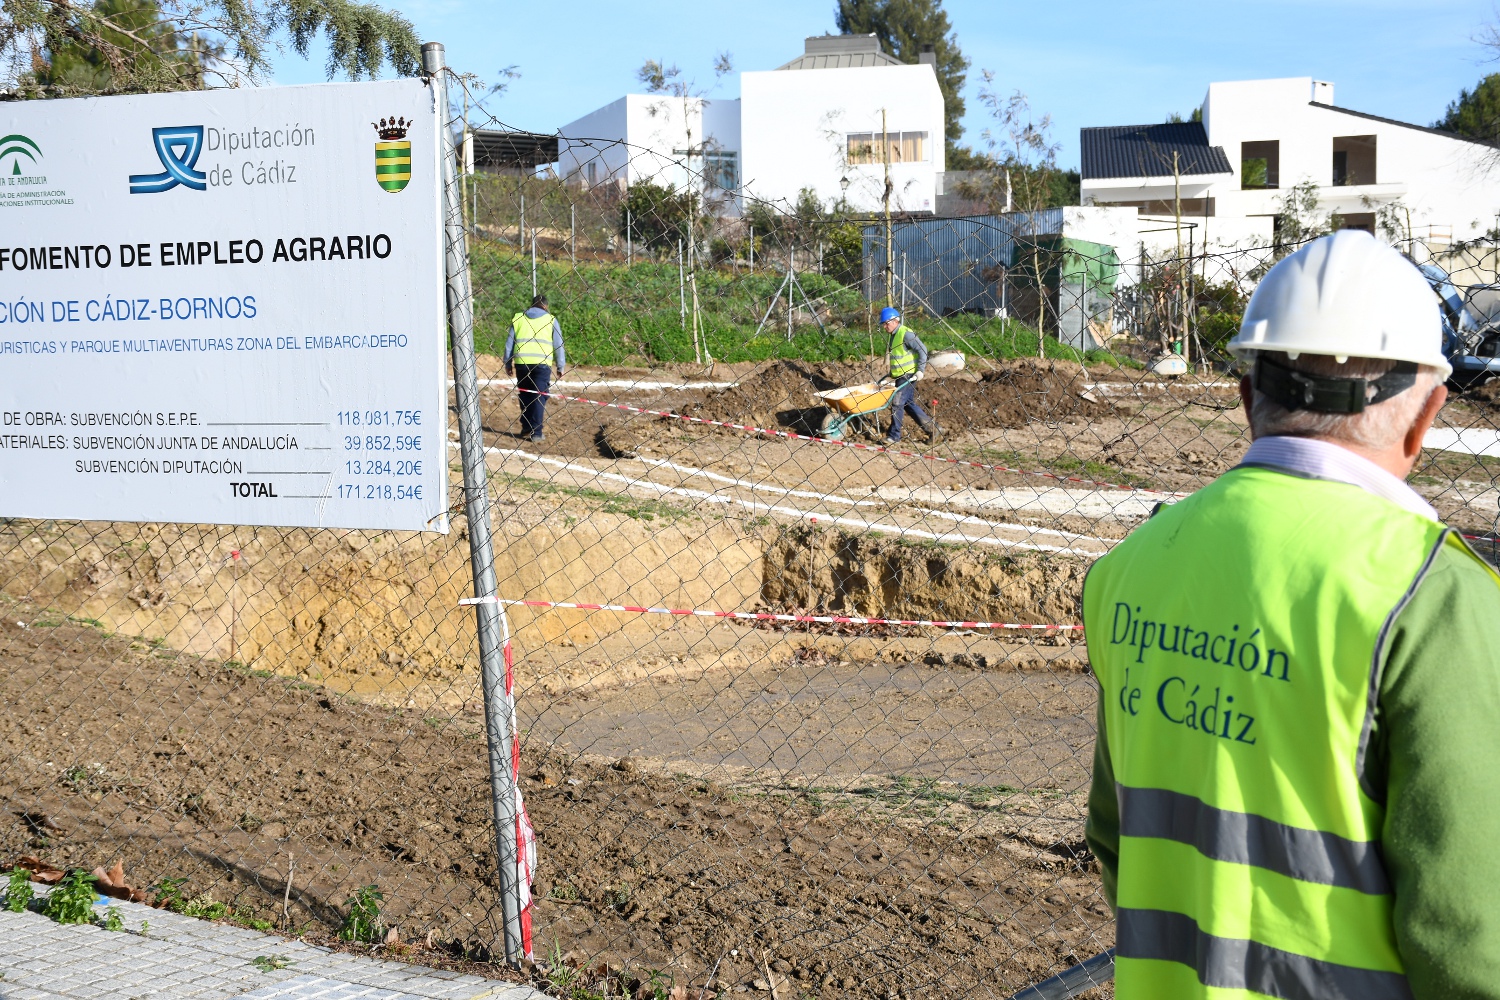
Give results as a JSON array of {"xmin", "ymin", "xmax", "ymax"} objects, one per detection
[{"xmin": 422, "ymin": 40, "xmax": 526, "ymax": 966}]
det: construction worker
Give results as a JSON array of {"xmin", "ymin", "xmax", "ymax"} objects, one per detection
[
  {"xmin": 504, "ymin": 293, "xmax": 565, "ymax": 443},
  {"xmin": 1084, "ymin": 229, "xmax": 1500, "ymax": 998},
  {"xmin": 880, "ymin": 306, "xmax": 937, "ymax": 444}
]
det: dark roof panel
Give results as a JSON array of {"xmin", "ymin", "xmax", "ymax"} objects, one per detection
[
  {"xmin": 471, "ymin": 129, "xmax": 558, "ymax": 169},
  {"xmin": 1080, "ymin": 122, "xmax": 1233, "ymax": 180}
]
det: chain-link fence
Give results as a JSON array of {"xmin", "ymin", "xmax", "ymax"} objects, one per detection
[{"xmin": 6, "ymin": 72, "xmax": 1500, "ymax": 1000}]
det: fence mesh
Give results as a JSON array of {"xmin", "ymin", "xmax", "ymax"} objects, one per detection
[{"xmin": 5, "ymin": 78, "xmax": 1500, "ymax": 1000}]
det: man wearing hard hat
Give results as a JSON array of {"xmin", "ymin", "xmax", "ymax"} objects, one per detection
[
  {"xmin": 1084, "ymin": 230, "xmax": 1500, "ymax": 998},
  {"xmin": 879, "ymin": 306, "xmax": 938, "ymax": 444}
]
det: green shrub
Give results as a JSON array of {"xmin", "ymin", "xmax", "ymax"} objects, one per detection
[
  {"xmin": 338, "ymin": 884, "xmax": 384, "ymax": 943},
  {"xmin": 41, "ymin": 870, "xmax": 96, "ymax": 925},
  {"xmin": 3, "ymin": 869, "xmax": 34, "ymax": 912}
]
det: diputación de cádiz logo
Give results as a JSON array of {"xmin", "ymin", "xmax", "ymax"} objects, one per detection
[
  {"xmin": 129, "ymin": 125, "xmax": 206, "ymax": 194},
  {"xmin": 373, "ymin": 116, "xmax": 411, "ymax": 193},
  {"xmin": 0, "ymin": 134, "xmax": 41, "ymax": 175}
]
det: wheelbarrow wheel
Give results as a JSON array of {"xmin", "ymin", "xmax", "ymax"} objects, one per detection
[{"xmin": 819, "ymin": 409, "xmax": 844, "ymax": 441}]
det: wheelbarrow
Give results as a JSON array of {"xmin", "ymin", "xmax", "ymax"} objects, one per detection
[{"xmin": 812, "ymin": 378, "xmax": 897, "ymax": 441}]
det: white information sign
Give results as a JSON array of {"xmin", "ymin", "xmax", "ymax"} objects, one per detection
[{"xmin": 0, "ymin": 79, "xmax": 449, "ymax": 532}]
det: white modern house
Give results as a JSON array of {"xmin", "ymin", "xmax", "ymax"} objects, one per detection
[
  {"xmin": 556, "ymin": 34, "xmax": 946, "ymax": 215},
  {"xmin": 1080, "ymin": 77, "xmax": 1500, "ymax": 252}
]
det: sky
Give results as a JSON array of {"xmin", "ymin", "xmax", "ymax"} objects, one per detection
[{"xmin": 271, "ymin": 0, "xmax": 1500, "ymax": 169}]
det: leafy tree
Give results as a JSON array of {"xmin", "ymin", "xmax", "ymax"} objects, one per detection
[
  {"xmin": 944, "ymin": 144, "xmax": 991, "ymax": 171},
  {"xmin": 741, "ymin": 189, "xmax": 862, "ymax": 283},
  {"xmin": 1165, "ymin": 107, "xmax": 1203, "ymax": 124},
  {"xmin": 1263, "ymin": 179, "xmax": 1346, "ymax": 264},
  {"xmin": 834, "ymin": 0, "xmax": 971, "ymax": 161},
  {"xmin": 31, "ymin": 0, "xmax": 218, "ymax": 92},
  {"xmin": 3, "ymin": 0, "xmax": 420, "ymax": 97},
  {"xmin": 620, "ymin": 180, "xmax": 697, "ymax": 252},
  {"xmin": 1433, "ymin": 74, "xmax": 1500, "ymax": 143},
  {"xmin": 634, "ymin": 51, "xmax": 736, "ymax": 255}
]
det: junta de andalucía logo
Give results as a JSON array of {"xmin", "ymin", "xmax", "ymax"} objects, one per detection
[
  {"xmin": 129, "ymin": 125, "xmax": 206, "ymax": 194},
  {"xmin": 373, "ymin": 116, "xmax": 411, "ymax": 193},
  {"xmin": 0, "ymin": 134, "xmax": 41, "ymax": 176}
]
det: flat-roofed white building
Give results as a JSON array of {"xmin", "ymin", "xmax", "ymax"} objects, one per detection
[
  {"xmin": 1080, "ymin": 76, "xmax": 1500, "ymax": 252},
  {"xmin": 556, "ymin": 34, "xmax": 945, "ymax": 216}
]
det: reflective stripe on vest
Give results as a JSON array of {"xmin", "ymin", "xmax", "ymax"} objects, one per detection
[
  {"xmin": 889, "ymin": 325, "xmax": 917, "ymax": 378},
  {"xmin": 1083, "ymin": 466, "xmax": 1500, "ymax": 999},
  {"xmin": 511, "ymin": 312, "xmax": 554, "ymax": 365}
]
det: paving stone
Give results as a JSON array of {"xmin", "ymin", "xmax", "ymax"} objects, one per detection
[{"xmin": 0, "ymin": 908, "xmax": 543, "ymax": 1000}]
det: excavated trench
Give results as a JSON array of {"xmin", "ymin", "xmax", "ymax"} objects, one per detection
[{"xmin": 0, "ymin": 503, "xmax": 1089, "ymax": 700}]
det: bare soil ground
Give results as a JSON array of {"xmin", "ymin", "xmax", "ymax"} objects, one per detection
[
  {"xmin": 0, "ymin": 612, "xmax": 1111, "ymax": 999},
  {"xmin": 12, "ymin": 354, "xmax": 1499, "ymax": 1000}
]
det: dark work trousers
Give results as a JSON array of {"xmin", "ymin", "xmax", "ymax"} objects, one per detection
[
  {"xmin": 887, "ymin": 377, "xmax": 931, "ymax": 442},
  {"xmin": 515, "ymin": 364, "xmax": 551, "ymax": 440}
]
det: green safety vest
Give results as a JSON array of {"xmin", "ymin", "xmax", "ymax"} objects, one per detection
[
  {"xmin": 1084, "ymin": 465, "xmax": 1500, "ymax": 999},
  {"xmin": 889, "ymin": 325, "xmax": 917, "ymax": 379},
  {"xmin": 511, "ymin": 311, "xmax": 554, "ymax": 365}
]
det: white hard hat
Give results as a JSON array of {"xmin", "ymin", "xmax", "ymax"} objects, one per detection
[{"xmin": 1230, "ymin": 230, "xmax": 1451, "ymax": 377}]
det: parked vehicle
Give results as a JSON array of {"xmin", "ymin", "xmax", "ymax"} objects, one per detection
[{"xmin": 1420, "ymin": 262, "xmax": 1500, "ymax": 386}]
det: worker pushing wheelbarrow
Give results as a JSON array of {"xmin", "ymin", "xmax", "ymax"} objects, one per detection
[{"xmin": 815, "ymin": 307, "xmax": 944, "ymax": 443}]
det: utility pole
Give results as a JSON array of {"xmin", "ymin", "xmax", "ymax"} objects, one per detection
[
  {"xmin": 570, "ymin": 203, "xmax": 576, "ymax": 267},
  {"xmin": 883, "ymin": 108, "xmax": 894, "ymax": 307},
  {"xmin": 1174, "ymin": 150, "xmax": 1187, "ymax": 367}
]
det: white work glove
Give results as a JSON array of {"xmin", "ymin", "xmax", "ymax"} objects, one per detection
[{"xmin": 914, "ymin": 370, "xmax": 925, "ymax": 381}]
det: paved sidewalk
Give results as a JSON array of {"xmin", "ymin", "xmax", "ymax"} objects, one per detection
[{"xmin": 0, "ymin": 894, "xmax": 543, "ymax": 1000}]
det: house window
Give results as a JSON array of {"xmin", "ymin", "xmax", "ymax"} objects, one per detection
[
  {"xmin": 1241, "ymin": 140, "xmax": 1280, "ymax": 189},
  {"xmin": 672, "ymin": 149, "xmax": 740, "ymax": 191},
  {"xmin": 584, "ymin": 161, "xmax": 597, "ymax": 185},
  {"xmin": 705, "ymin": 152, "xmax": 738, "ymax": 191},
  {"xmin": 1337, "ymin": 212, "xmax": 1376, "ymax": 235},
  {"xmin": 1332, "ymin": 135, "xmax": 1376, "ymax": 186},
  {"xmin": 847, "ymin": 131, "xmax": 928, "ymax": 165}
]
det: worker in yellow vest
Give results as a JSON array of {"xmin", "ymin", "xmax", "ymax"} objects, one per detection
[
  {"xmin": 504, "ymin": 293, "xmax": 565, "ymax": 443},
  {"xmin": 879, "ymin": 306, "xmax": 937, "ymax": 444},
  {"xmin": 1085, "ymin": 230, "xmax": 1500, "ymax": 998}
]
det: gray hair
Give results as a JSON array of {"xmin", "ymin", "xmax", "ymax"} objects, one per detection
[{"xmin": 1249, "ymin": 351, "xmax": 1443, "ymax": 450}]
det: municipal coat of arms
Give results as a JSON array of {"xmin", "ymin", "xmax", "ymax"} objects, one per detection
[{"xmin": 373, "ymin": 116, "xmax": 411, "ymax": 193}]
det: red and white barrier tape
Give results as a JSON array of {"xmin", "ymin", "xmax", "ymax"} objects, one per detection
[
  {"xmin": 500, "ymin": 384, "xmax": 1187, "ymax": 498},
  {"xmin": 463, "ymin": 596, "xmax": 1083, "ymax": 632}
]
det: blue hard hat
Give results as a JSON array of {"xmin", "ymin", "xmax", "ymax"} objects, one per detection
[{"xmin": 879, "ymin": 307, "xmax": 901, "ymax": 324}]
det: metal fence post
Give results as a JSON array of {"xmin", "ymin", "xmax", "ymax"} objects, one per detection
[{"xmin": 422, "ymin": 39, "xmax": 525, "ymax": 966}]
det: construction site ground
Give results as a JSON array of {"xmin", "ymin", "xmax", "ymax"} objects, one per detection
[{"xmin": 10, "ymin": 356, "xmax": 1499, "ymax": 997}]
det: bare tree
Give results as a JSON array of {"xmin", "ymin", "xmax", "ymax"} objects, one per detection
[
  {"xmin": 635, "ymin": 51, "xmax": 736, "ymax": 365},
  {"xmin": 962, "ymin": 74, "xmax": 1063, "ymax": 357}
]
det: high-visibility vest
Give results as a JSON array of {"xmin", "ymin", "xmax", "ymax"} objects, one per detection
[
  {"xmin": 511, "ymin": 311, "xmax": 554, "ymax": 365},
  {"xmin": 1083, "ymin": 465, "xmax": 1500, "ymax": 999},
  {"xmin": 889, "ymin": 325, "xmax": 917, "ymax": 378}
]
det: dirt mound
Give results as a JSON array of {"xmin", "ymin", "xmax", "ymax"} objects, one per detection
[
  {"xmin": 925, "ymin": 360, "xmax": 1116, "ymax": 431},
  {"xmin": 596, "ymin": 422, "xmax": 643, "ymax": 458},
  {"xmin": 677, "ymin": 359, "xmax": 869, "ymax": 431},
  {"xmin": 760, "ymin": 525, "xmax": 1087, "ymax": 625},
  {"xmin": 1465, "ymin": 380, "xmax": 1500, "ymax": 409},
  {"xmin": 680, "ymin": 358, "xmax": 1113, "ymax": 435}
]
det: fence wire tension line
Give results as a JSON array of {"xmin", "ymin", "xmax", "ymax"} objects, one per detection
[{"xmin": 10, "ymin": 37, "xmax": 1500, "ymax": 1000}]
